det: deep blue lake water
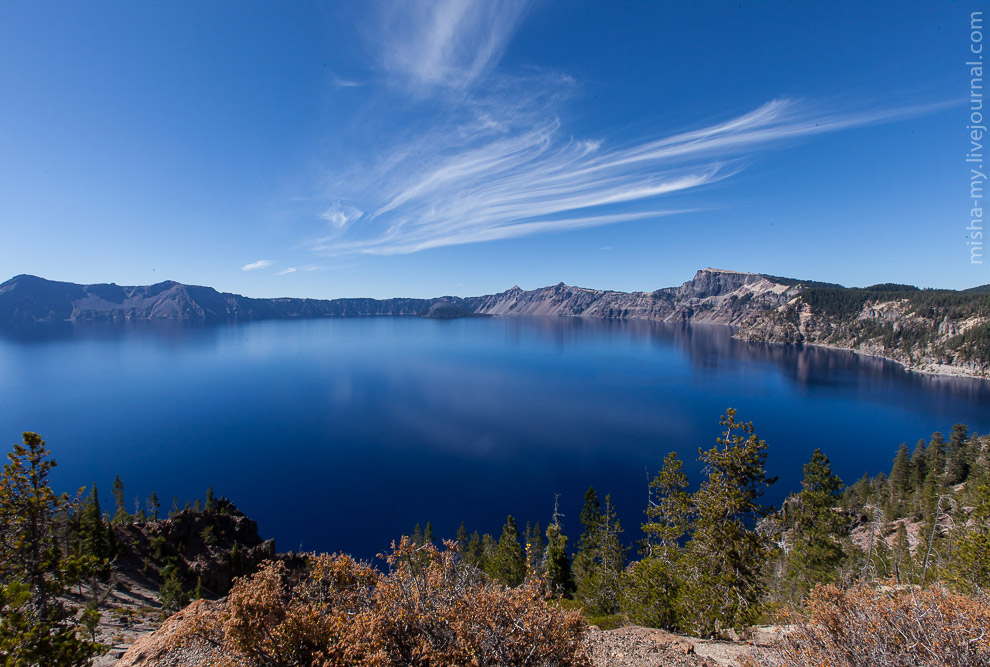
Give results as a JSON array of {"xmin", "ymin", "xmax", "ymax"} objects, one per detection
[{"xmin": 1, "ymin": 316, "xmax": 988, "ymax": 560}]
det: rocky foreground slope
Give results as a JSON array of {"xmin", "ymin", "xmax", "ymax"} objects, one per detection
[{"xmin": 2, "ymin": 269, "xmax": 988, "ymax": 377}]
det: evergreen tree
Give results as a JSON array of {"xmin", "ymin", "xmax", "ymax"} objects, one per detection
[
  {"xmin": 575, "ymin": 494, "xmax": 626, "ymax": 615},
  {"xmin": 909, "ymin": 438, "xmax": 927, "ymax": 515},
  {"xmin": 111, "ymin": 475, "xmax": 129, "ymax": 525},
  {"xmin": 786, "ymin": 449, "xmax": 845, "ymax": 598},
  {"xmin": 134, "ymin": 494, "xmax": 147, "ymax": 523},
  {"xmin": 80, "ymin": 485, "xmax": 110, "ymax": 563},
  {"xmin": 480, "ymin": 533, "xmax": 497, "ymax": 573},
  {"xmin": 455, "ymin": 521, "xmax": 468, "ymax": 551},
  {"xmin": 543, "ymin": 521, "xmax": 575, "ymax": 598},
  {"xmin": 573, "ymin": 486, "xmax": 602, "ymax": 588},
  {"xmin": 888, "ymin": 443, "xmax": 911, "ymax": 515},
  {"xmin": 423, "ymin": 521, "xmax": 434, "ymax": 545},
  {"xmin": 462, "ymin": 530, "xmax": 483, "ymax": 569},
  {"xmin": 0, "ymin": 433, "xmax": 103, "ymax": 665},
  {"xmin": 922, "ymin": 432, "xmax": 947, "ymax": 520},
  {"xmin": 489, "ymin": 516, "xmax": 526, "ymax": 587},
  {"xmin": 679, "ymin": 409, "xmax": 776, "ymax": 637},
  {"xmin": 204, "ymin": 487, "xmax": 216, "ymax": 513},
  {"xmin": 945, "ymin": 424, "xmax": 970, "ymax": 486},
  {"xmin": 411, "ymin": 523, "xmax": 423, "ymax": 547},
  {"xmin": 159, "ymin": 562, "xmax": 188, "ymax": 613},
  {"xmin": 642, "ymin": 451, "xmax": 692, "ymax": 561},
  {"xmin": 948, "ymin": 482, "xmax": 990, "ymax": 592},
  {"xmin": 524, "ymin": 521, "xmax": 545, "ymax": 579},
  {"xmin": 147, "ymin": 492, "xmax": 160, "ymax": 522}
]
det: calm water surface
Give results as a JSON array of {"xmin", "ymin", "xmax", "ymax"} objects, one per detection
[{"xmin": 1, "ymin": 316, "xmax": 988, "ymax": 559}]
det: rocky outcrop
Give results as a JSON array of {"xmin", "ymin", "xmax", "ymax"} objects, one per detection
[
  {"xmin": 114, "ymin": 599, "xmax": 221, "ymax": 667},
  {"xmin": 114, "ymin": 500, "xmax": 275, "ymax": 598}
]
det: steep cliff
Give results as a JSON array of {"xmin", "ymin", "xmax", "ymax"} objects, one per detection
[
  {"xmin": 735, "ymin": 286, "xmax": 990, "ymax": 377},
  {"xmin": 464, "ymin": 269, "xmax": 794, "ymax": 325}
]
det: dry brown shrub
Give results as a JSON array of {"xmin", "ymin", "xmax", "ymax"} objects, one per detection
[
  {"xmin": 180, "ymin": 539, "xmax": 588, "ymax": 667},
  {"xmin": 747, "ymin": 584, "xmax": 990, "ymax": 667}
]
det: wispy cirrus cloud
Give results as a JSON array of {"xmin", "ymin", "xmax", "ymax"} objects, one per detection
[
  {"xmin": 376, "ymin": 0, "xmax": 528, "ymax": 90},
  {"xmin": 242, "ymin": 259, "xmax": 274, "ymax": 271},
  {"xmin": 312, "ymin": 97, "xmax": 946, "ymax": 256},
  {"xmin": 306, "ymin": 2, "xmax": 950, "ymax": 257}
]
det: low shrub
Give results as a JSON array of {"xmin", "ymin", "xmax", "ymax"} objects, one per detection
[
  {"xmin": 748, "ymin": 584, "xmax": 990, "ymax": 667},
  {"xmin": 186, "ymin": 538, "xmax": 589, "ymax": 666}
]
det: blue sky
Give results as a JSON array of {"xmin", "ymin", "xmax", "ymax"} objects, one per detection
[{"xmin": 0, "ymin": 1, "xmax": 981, "ymax": 298}]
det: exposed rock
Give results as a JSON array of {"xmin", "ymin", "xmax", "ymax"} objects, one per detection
[
  {"xmin": 115, "ymin": 599, "xmax": 220, "ymax": 667},
  {"xmin": 583, "ymin": 625, "xmax": 737, "ymax": 667},
  {"xmin": 115, "ymin": 501, "xmax": 276, "ymax": 598}
]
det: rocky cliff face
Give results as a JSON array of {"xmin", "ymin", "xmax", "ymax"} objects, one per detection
[
  {"xmin": 464, "ymin": 269, "xmax": 795, "ymax": 325},
  {"xmin": 735, "ymin": 292, "xmax": 990, "ymax": 378}
]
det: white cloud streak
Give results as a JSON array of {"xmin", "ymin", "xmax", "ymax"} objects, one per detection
[
  {"xmin": 242, "ymin": 259, "xmax": 274, "ymax": 271},
  {"xmin": 377, "ymin": 0, "xmax": 528, "ymax": 90},
  {"xmin": 306, "ymin": 2, "xmax": 951, "ymax": 257}
]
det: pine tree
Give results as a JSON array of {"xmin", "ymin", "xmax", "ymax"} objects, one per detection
[
  {"xmin": 423, "ymin": 521, "xmax": 434, "ymax": 545},
  {"xmin": 455, "ymin": 521, "xmax": 468, "ymax": 550},
  {"xmin": 922, "ymin": 432, "xmax": 947, "ymax": 520},
  {"xmin": 147, "ymin": 492, "xmax": 160, "ymax": 522},
  {"xmin": 573, "ymin": 486, "xmax": 602, "ymax": 589},
  {"xmin": 787, "ymin": 449, "xmax": 845, "ymax": 598},
  {"xmin": 888, "ymin": 443, "xmax": 911, "ymax": 516},
  {"xmin": 948, "ymin": 482, "xmax": 990, "ymax": 592},
  {"xmin": 0, "ymin": 433, "xmax": 103, "ymax": 665},
  {"xmin": 111, "ymin": 475, "xmax": 129, "ymax": 525},
  {"xmin": 524, "ymin": 521, "xmax": 545, "ymax": 580},
  {"xmin": 575, "ymin": 494, "xmax": 626, "ymax": 615},
  {"xmin": 159, "ymin": 562, "xmax": 188, "ymax": 613},
  {"xmin": 80, "ymin": 485, "xmax": 110, "ymax": 563},
  {"xmin": 489, "ymin": 516, "xmax": 526, "ymax": 586},
  {"xmin": 945, "ymin": 424, "xmax": 970, "ymax": 486},
  {"xmin": 480, "ymin": 533, "xmax": 497, "ymax": 573},
  {"xmin": 462, "ymin": 530, "xmax": 483, "ymax": 569},
  {"xmin": 411, "ymin": 523, "xmax": 424, "ymax": 547},
  {"xmin": 544, "ymin": 520, "xmax": 575, "ymax": 598},
  {"xmin": 642, "ymin": 451, "xmax": 691, "ymax": 560},
  {"xmin": 909, "ymin": 438, "xmax": 927, "ymax": 515},
  {"xmin": 204, "ymin": 487, "xmax": 216, "ymax": 513},
  {"xmin": 679, "ymin": 409, "xmax": 776, "ymax": 637}
]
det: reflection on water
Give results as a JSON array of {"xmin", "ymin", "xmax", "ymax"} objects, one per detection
[{"xmin": 0, "ymin": 316, "xmax": 987, "ymax": 559}]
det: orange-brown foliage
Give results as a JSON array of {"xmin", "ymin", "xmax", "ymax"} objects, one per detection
[
  {"xmin": 184, "ymin": 539, "xmax": 588, "ymax": 667},
  {"xmin": 748, "ymin": 584, "xmax": 990, "ymax": 667}
]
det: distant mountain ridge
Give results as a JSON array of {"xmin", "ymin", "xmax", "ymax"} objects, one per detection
[{"xmin": 2, "ymin": 269, "xmax": 988, "ymax": 378}]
